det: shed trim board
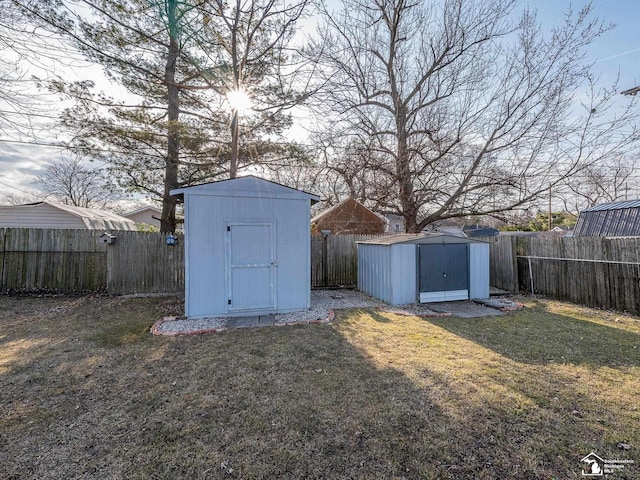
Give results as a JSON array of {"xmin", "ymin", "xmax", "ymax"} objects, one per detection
[
  {"xmin": 172, "ymin": 175, "xmax": 320, "ymax": 203},
  {"xmin": 357, "ymin": 234, "xmax": 489, "ymax": 305}
]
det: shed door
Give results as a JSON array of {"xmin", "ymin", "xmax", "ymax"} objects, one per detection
[
  {"xmin": 418, "ymin": 244, "xmax": 469, "ymax": 302},
  {"xmin": 226, "ymin": 222, "xmax": 276, "ymax": 312}
]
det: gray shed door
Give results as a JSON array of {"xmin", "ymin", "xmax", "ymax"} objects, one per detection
[
  {"xmin": 418, "ymin": 244, "xmax": 469, "ymax": 302},
  {"xmin": 226, "ymin": 222, "xmax": 275, "ymax": 311}
]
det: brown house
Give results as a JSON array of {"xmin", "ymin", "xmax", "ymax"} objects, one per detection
[{"xmin": 311, "ymin": 198, "xmax": 385, "ymax": 235}]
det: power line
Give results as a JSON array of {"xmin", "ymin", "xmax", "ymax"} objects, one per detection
[{"xmin": 0, "ymin": 179, "xmax": 39, "ymax": 196}]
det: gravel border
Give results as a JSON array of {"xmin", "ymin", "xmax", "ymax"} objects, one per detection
[{"xmin": 151, "ymin": 289, "xmax": 517, "ymax": 336}]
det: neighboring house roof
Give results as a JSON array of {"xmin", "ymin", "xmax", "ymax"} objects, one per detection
[
  {"xmin": 498, "ymin": 231, "xmax": 543, "ymax": 237},
  {"xmin": 357, "ymin": 233, "xmax": 487, "ymax": 245},
  {"xmin": 124, "ymin": 206, "xmax": 161, "ymax": 217},
  {"xmin": 0, "ymin": 201, "xmax": 136, "ymax": 230},
  {"xmin": 462, "ymin": 225, "xmax": 500, "ymax": 238},
  {"xmin": 123, "ymin": 206, "xmax": 162, "ymax": 227},
  {"xmin": 574, "ymin": 199, "xmax": 640, "ymax": 237},
  {"xmin": 171, "ymin": 175, "xmax": 320, "ymax": 203},
  {"xmin": 311, "ymin": 198, "xmax": 385, "ymax": 235},
  {"xmin": 432, "ymin": 225, "xmax": 465, "ymax": 236}
]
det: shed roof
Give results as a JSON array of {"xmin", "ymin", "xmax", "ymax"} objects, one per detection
[
  {"xmin": 357, "ymin": 233, "xmax": 486, "ymax": 245},
  {"xmin": 171, "ymin": 175, "xmax": 320, "ymax": 203}
]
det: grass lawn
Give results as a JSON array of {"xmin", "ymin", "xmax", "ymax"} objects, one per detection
[{"xmin": 1, "ymin": 295, "xmax": 638, "ymax": 479}]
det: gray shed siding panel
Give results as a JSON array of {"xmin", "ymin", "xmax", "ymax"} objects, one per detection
[
  {"xmin": 358, "ymin": 244, "xmax": 416, "ymax": 305},
  {"xmin": 469, "ymin": 243, "xmax": 490, "ymax": 299},
  {"xmin": 389, "ymin": 244, "xmax": 416, "ymax": 305},
  {"xmin": 358, "ymin": 244, "xmax": 392, "ymax": 304},
  {"xmin": 184, "ymin": 193, "xmax": 311, "ymax": 319},
  {"xmin": 184, "ymin": 195, "xmax": 227, "ymax": 318},
  {"xmin": 272, "ymin": 200, "xmax": 312, "ymax": 312}
]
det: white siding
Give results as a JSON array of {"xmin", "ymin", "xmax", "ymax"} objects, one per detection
[
  {"xmin": 124, "ymin": 209, "xmax": 161, "ymax": 228},
  {"xmin": 0, "ymin": 203, "xmax": 86, "ymax": 229},
  {"xmin": 469, "ymin": 242, "xmax": 490, "ymax": 299}
]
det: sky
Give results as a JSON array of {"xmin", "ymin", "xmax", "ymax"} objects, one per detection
[
  {"xmin": 1, "ymin": 0, "xmax": 639, "ymax": 201},
  {"xmin": 532, "ymin": 0, "xmax": 640, "ymax": 86}
]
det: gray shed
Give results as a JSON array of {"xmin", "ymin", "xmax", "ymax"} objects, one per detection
[
  {"xmin": 357, "ymin": 233, "xmax": 489, "ymax": 305},
  {"xmin": 171, "ymin": 176, "xmax": 319, "ymax": 319}
]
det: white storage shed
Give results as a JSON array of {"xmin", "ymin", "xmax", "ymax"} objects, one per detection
[
  {"xmin": 171, "ymin": 176, "xmax": 319, "ymax": 319},
  {"xmin": 357, "ymin": 233, "xmax": 490, "ymax": 305}
]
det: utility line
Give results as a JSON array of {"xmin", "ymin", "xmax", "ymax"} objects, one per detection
[{"xmin": 0, "ymin": 179, "xmax": 38, "ymax": 196}]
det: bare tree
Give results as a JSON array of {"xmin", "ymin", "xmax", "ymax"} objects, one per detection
[
  {"xmin": 0, "ymin": 1, "xmax": 61, "ymax": 141},
  {"xmin": 0, "ymin": 191, "xmax": 41, "ymax": 205},
  {"xmin": 311, "ymin": 0, "xmax": 640, "ymax": 232},
  {"xmin": 559, "ymin": 154, "xmax": 637, "ymax": 214},
  {"xmin": 35, "ymin": 156, "xmax": 120, "ymax": 209}
]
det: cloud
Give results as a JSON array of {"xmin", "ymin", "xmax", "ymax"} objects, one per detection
[
  {"xmin": 594, "ymin": 47, "xmax": 640, "ymax": 64},
  {"xmin": 0, "ymin": 142, "xmax": 64, "ymax": 195}
]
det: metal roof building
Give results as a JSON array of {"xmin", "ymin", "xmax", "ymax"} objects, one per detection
[
  {"xmin": 357, "ymin": 233, "xmax": 489, "ymax": 305},
  {"xmin": 573, "ymin": 200, "xmax": 640, "ymax": 237}
]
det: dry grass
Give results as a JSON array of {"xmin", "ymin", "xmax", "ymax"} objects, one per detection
[{"xmin": 0, "ymin": 295, "xmax": 638, "ymax": 479}]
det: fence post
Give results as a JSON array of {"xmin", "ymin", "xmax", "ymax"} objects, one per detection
[
  {"xmin": 510, "ymin": 236, "xmax": 519, "ymax": 292},
  {"xmin": 0, "ymin": 228, "xmax": 6, "ymax": 292},
  {"xmin": 321, "ymin": 230, "xmax": 331, "ymax": 287}
]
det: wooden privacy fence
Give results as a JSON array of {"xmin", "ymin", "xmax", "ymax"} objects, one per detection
[
  {"xmin": 311, "ymin": 234, "xmax": 378, "ymax": 288},
  {"xmin": 0, "ymin": 228, "xmax": 107, "ymax": 292},
  {"xmin": 476, "ymin": 235, "xmax": 519, "ymax": 292},
  {"xmin": 106, "ymin": 230, "xmax": 184, "ymax": 295},
  {"xmin": 515, "ymin": 236, "xmax": 640, "ymax": 314},
  {"xmin": 8, "ymin": 227, "xmax": 640, "ymax": 314},
  {"xmin": 0, "ymin": 228, "xmax": 370, "ymax": 294},
  {"xmin": 0, "ymin": 228, "xmax": 184, "ymax": 294}
]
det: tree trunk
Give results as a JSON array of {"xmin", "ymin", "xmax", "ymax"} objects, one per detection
[
  {"xmin": 161, "ymin": 0, "xmax": 180, "ymax": 233},
  {"xmin": 396, "ymin": 108, "xmax": 418, "ymax": 233},
  {"xmin": 230, "ymin": 110, "xmax": 239, "ymax": 178}
]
